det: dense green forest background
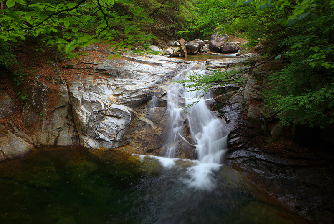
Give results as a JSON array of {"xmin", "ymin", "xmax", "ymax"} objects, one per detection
[{"xmin": 1, "ymin": 0, "xmax": 333, "ymax": 128}]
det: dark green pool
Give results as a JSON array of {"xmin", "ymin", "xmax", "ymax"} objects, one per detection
[{"xmin": 0, "ymin": 147, "xmax": 310, "ymax": 224}]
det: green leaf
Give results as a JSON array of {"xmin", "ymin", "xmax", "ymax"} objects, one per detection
[
  {"xmin": 133, "ymin": 8, "xmax": 142, "ymax": 16},
  {"xmin": 64, "ymin": 21, "xmax": 70, "ymax": 28},
  {"xmin": 16, "ymin": 0, "xmax": 25, "ymax": 5},
  {"xmin": 321, "ymin": 62, "xmax": 331, "ymax": 69},
  {"xmin": 6, "ymin": 0, "xmax": 15, "ymax": 8}
]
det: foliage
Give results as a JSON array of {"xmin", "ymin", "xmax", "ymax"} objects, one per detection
[
  {"xmin": 0, "ymin": 39, "xmax": 17, "ymax": 67},
  {"xmin": 258, "ymin": 0, "xmax": 334, "ymax": 126},
  {"xmin": 176, "ymin": 68, "xmax": 246, "ymax": 108},
  {"xmin": 181, "ymin": 0, "xmax": 284, "ymax": 45},
  {"xmin": 178, "ymin": 0, "xmax": 233, "ymax": 39},
  {"xmin": 0, "ymin": 0, "xmax": 157, "ymax": 58},
  {"xmin": 183, "ymin": 0, "xmax": 334, "ymax": 127},
  {"xmin": 178, "ymin": 68, "xmax": 245, "ymax": 92},
  {"xmin": 0, "ymin": 0, "xmax": 196, "ymax": 64},
  {"xmin": 134, "ymin": 0, "xmax": 196, "ymax": 39}
]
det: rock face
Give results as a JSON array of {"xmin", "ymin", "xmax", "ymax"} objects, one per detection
[
  {"xmin": 0, "ymin": 72, "xmax": 79, "ymax": 161},
  {"xmin": 0, "ymin": 92, "xmax": 16, "ymax": 119},
  {"xmin": 1, "ymin": 47, "xmax": 194, "ymax": 159},
  {"xmin": 226, "ymin": 128, "xmax": 334, "ymax": 224},
  {"xmin": 0, "ymin": 124, "xmax": 34, "ymax": 160},
  {"xmin": 220, "ymin": 64, "xmax": 334, "ymax": 224},
  {"xmin": 67, "ymin": 55, "xmax": 188, "ymax": 150},
  {"xmin": 20, "ymin": 74, "xmax": 79, "ymax": 146}
]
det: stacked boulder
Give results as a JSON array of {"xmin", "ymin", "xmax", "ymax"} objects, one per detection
[
  {"xmin": 152, "ymin": 33, "xmax": 242, "ymax": 57},
  {"xmin": 209, "ymin": 33, "xmax": 241, "ymax": 53}
]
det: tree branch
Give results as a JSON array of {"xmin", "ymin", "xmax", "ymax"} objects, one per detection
[
  {"xmin": 96, "ymin": 0, "xmax": 110, "ymax": 34},
  {"xmin": 27, "ymin": 0, "xmax": 88, "ymax": 29}
]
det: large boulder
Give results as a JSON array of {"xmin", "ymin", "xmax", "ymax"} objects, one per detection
[
  {"xmin": 209, "ymin": 33, "xmax": 229, "ymax": 53},
  {"xmin": 185, "ymin": 39, "xmax": 205, "ymax": 54},
  {"xmin": 220, "ymin": 42, "xmax": 241, "ymax": 53},
  {"xmin": 209, "ymin": 33, "xmax": 241, "ymax": 53}
]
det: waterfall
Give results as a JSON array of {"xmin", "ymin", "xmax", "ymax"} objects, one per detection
[
  {"xmin": 184, "ymin": 69, "xmax": 228, "ymax": 163},
  {"xmin": 163, "ymin": 62, "xmax": 229, "ymax": 190},
  {"xmin": 166, "ymin": 62, "xmax": 228, "ymax": 162},
  {"xmin": 165, "ymin": 70, "xmax": 187, "ymax": 158}
]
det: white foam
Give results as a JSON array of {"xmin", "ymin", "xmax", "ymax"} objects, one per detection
[
  {"xmin": 154, "ymin": 156, "xmax": 177, "ymax": 169},
  {"xmin": 182, "ymin": 163, "xmax": 222, "ymax": 191},
  {"xmin": 137, "ymin": 155, "xmax": 178, "ymax": 169}
]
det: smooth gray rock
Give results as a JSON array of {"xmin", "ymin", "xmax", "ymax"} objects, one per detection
[
  {"xmin": 185, "ymin": 39, "xmax": 205, "ymax": 54},
  {"xmin": 220, "ymin": 42, "xmax": 240, "ymax": 53},
  {"xmin": 68, "ymin": 55, "xmax": 188, "ymax": 149},
  {"xmin": 0, "ymin": 124, "xmax": 34, "ymax": 160}
]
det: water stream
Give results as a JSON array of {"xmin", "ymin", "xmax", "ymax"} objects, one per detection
[
  {"xmin": 164, "ymin": 61, "xmax": 228, "ymax": 190},
  {"xmin": 0, "ymin": 60, "xmax": 311, "ymax": 224}
]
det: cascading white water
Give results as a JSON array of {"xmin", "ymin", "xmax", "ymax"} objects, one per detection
[
  {"xmin": 184, "ymin": 69, "xmax": 229, "ymax": 163},
  {"xmin": 163, "ymin": 62, "xmax": 229, "ymax": 190},
  {"xmin": 165, "ymin": 62, "xmax": 198, "ymax": 158},
  {"xmin": 165, "ymin": 80, "xmax": 184, "ymax": 158}
]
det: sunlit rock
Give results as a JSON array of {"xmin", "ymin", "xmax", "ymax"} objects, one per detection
[{"xmin": 68, "ymin": 55, "xmax": 187, "ymax": 150}]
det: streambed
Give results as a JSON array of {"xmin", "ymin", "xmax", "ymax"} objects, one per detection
[
  {"xmin": 0, "ymin": 55, "xmax": 313, "ymax": 224},
  {"xmin": 0, "ymin": 147, "xmax": 309, "ymax": 224}
]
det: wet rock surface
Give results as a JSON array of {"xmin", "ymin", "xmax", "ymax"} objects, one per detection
[
  {"xmin": 185, "ymin": 39, "xmax": 205, "ymax": 54},
  {"xmin": 226, "ymin": 127, "xmax": 334, "ymax": 224},
  {"xmin": 220, "ymin": 66, "xmax": 334, "ymax": 224}
]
